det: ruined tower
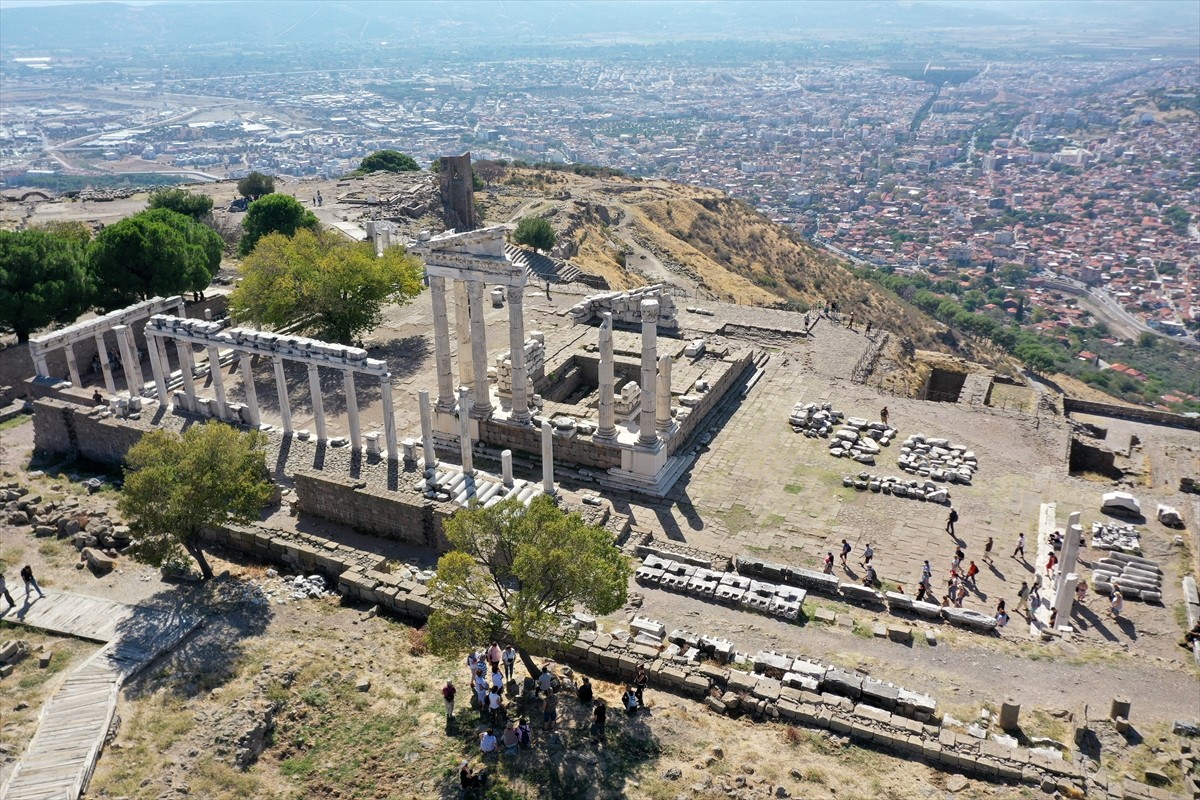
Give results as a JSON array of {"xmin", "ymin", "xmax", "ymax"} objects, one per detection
[{"xmin": 438, "ymin": 152, "xmax": 479, "ymax": 232}]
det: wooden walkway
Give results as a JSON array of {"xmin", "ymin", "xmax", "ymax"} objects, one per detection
[{"xmin": 0, "ymin": 592, "xmax": 201, "ymax": 800}]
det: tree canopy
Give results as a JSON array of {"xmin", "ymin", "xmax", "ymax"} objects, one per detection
[
  {"xmin": 512, "ymin": 216, "xmax": 556, "ymax": 253},
  {"xmin": 0, "ymin": 228, "xmax": 93, "ymax": 342},
  {"xmin": 88, "ymin": 208, "xmax": 222, "ymax": 311},
  {"xmin": 119, "ymin": 423, "xmax": 273, "ymax": 580},
  {"xmin": 238, "ymin": 193, "xmax": 320, "ymax": 256},
  {"xmin": 148, "ymin": 187, "xmax": 214, "ymax": 221},
  {"xmin": 230, "ymin": 228, "xmax": 424, "ymax": 343},
  {"xmin": 427, "ymin": 495, "xmax": 631, "ymax": 666},
  {"xmin": 358, "ymin": 150, "xmax": 419, "ymax": 174},
  {"xmin": 237, "ymin": 171, "xmax": 275, "ymax": 199}
]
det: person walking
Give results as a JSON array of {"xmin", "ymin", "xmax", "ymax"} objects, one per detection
[
  {"xmin": 0, "ymin": 573, "xmax": 14, "ymax": 608},
  {"xmin": 591, "ymin": 699, "xmax": 607, "ymax": 745},
  {"xmin": 1012, "ymin": 533, "xmax": 1025, "ymax": 560},
  {"xmin": 633, "ymin": 665, "xmax": 648, "ymax": 706},
  {"xmin": 1045, "ymin": 552, "xmax": 1058, "ymax": 577},
  {"xmin": 542, "ymin": 689, "xmax": 558, "ymax": 731},
  {"xmin": 822, "ymin": 552, "xmax": 835, "ymax": 575},
  {"xmin": 1109, "ymin": 586, "xmax": 1124, "ymax": 619},
  {"xmin": 945, "ymin": 508, "xmax": 958, "ymax": 536},
  {"xmin": 983, "ymin": 537, "xmax": 994, "ymax": 565},
  {"xmin": 502, "ymin": 645, "xmax": 517, "ymax": 682},
  {"xmin": 879, "ymin": 406, "xmax": 889, "ymax": 426},
  {"xmin": 859, "ymin": 543, "xmax": 875, "ymax": 569},
  {"xmin": 965, "ymin": 560, "xmax": 980, "ymax": 587},
  {"xmin": 20, "ymin": 565, "xmax": 44, "ymax": 600},
  {"xmin": 840, "ymin": 539, "xmax": 852, "ymax": 568},
  {"xmin": 442, "ymin": 680, "xmax": 457, "ymax": 722},
  {"xmin": 1014, "ymin": 580, "xmax": 1031, "ymax": 617}
]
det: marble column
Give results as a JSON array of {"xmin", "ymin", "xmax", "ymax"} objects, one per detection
[
  {"xmin": 95, "ymin": 332, "xmax": 116, "ymax": 394},
  {"xmin": 458, "ymin": 387, "xmax": 474, "ymax": 475},
  {"xmin": 206, "ymin": 345, "xmax": 227, "ymax": 418},
  {"xmin": 1060, "ymin": 511, "xmax": 1083, "ymax": 577},
  {"xmin": 380, "ymin": 376, "xmax": 398, "ymax": 461},
  {"xmin": 146, "ymin": 334, "xmax": 168, "ymax": 406},
  {"xmin": 501, "ymin": 449, "xmax": 514, "ymax": 487},
  {"xmin": 152, "ymin": 336, "xmax": 172, "ymax": 406},
  {"xmin": 177, "ymin": 341, "xmax": 198, "ymax": 410},
  {"xmin": 121, "ymin": 325, "xmax": 144, "ymax": 394},
  {"xmin": 240, "ymin": 353, "xmax": 260, "ymax": 427},
  {"xmin": 430, "ymin": 276, "xmax": 456, "ymax": 412},
  {"xmin": 507, "ymin": 285, "xmax": 531, "ymax": 423},
  {"xmin": 418, "ymin": 390, "xmax": 437, "ymax": 473},
  {"xmin": 468, "ymin": 280, "xmax": 493, "ymax": 419},
  {"xmin": 541, "ymin": 420, "xmax": 555, "ymax": 494},
  {"xmin": 307, "ymin": 363, "xmax": 326, "ymax": 442},
  {"xmin": 1054, "ymin": 572, "xmax": 1080, "ymax": 628},
  {"xmin": 637, "ymin": 299, "xmax": 660, "ymax": 447},
  {"xmin": 273, "ymin": 355, "xmax": 292, "ymax": 434},
  {"xmin": 596, "ymin": 312, "xmax": 617, "ymax": 440},
  {"xmin": 656, "ymin": 353, "xmax": 672, "ymax": 432},
  {"xmin": 64, "ymin": 342, "xmax": 82, "ymax": 387},
  {"xmin": 343, "ymin": 369, "xmax": 361, "ymax": 451},
  {"xmin": 454, "ymin": 280, "xmax": 474, "ymax": 390},
  {"xmin": 29, "ymin": 343, "xmax": 49, "ymax": 378},
  {"xmin": 113, "ymin": 327, "xmax": 135, "ymax": 392}
]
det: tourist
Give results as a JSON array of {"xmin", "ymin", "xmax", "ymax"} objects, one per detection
[
  {"xmin": 490, "ymin": 667, "xmax": 504, "ymax": 696},
  {"xmin": 879, "ymin": 406, "xmax": 888, "ymax": 425},
  {"xmin": 1048, "ymin": 608, "xmax": 1058, "ymax": 629},
  {"xmin": 537, "ymin": 664, "xmax": 555, "ymax": 696},
  {"xmin": 1075, "ymin": 582, "xmax": 1088, "ymax": 606},
  {"xmin": 488, "ymin": 686, "xmax": 505, "ymax": 726},
  {"xmin": 1049, "ymin": 530, "xmax": 1063, "ymax": 550},
  {"xmin": 634, "ymin": 665, "xmax": 648, "ymax": 705},
  {"xmin": 479, "ymin": 729, "xmax": 498, "ymax": 757},
  {"xmin": 459, "ymin": 761, "xmax": 487, "ymax": 799},
  {"xmin": 995, "ymin": 610, "xmax": 1009, "ymax": 629},
  {"xmin": 0, "ymin": 573, "xmax": 14, "ymax": 608},
  {"xmin": 965, "ymin": 560, "xmax": 979, "ymax": 586},
  {"xmin": 622, "ymin": 685, "xmax": 639, "ymax": 715},
  {"xmin": 862, "ymin": 565, "xmax": 878, "ymax": 588},
  {"xmin": 945, "ymin": 508, "xmax": 958, "ymax": 535},
  {"xmin": 92, "ymin": 389, "xmax": 104, "ymax": 406},
  {"xmin": 517, "ymin": 717, "xmax": 533, "ymax": 749},
  {"xmin": 950, "ymin": 551, "xmax": 963, "ymax": 574},
  {"xmin": 1045, "ymin": 552, "xmax": 1058, "ymax": 577},
  {"xmin": 865, "ymin": 320, "xmax": 873, "ymax": 334},
  {"xmin": 1109, "ymin": 587, "xmax": 1124, "ymax": 619},
  {"xmin": 591, "ymin": 699, "xmax": 607, "ymax": 744},
  {"xmin": 577, "ymin": 676, "xmax": 593, "ymax": 705},
  {"xmin": 442, "ymin": 680, "xmax": 456, "ymax": 721},
  {"xmin": 487, "ymin": 641, "xmax": 502, "ymax": 671},
  {"xmin": 466, "ymin": 651, "xmax": 480, "ymax": 679},
  {"xmin": 922, "ymin": 560, "xmax": 932, "ymax": 581},
  {"xmin": 860, "ymin": 543, "xmax": 875, "ymax": 568},
  {"xmin": 996, "ymin": 598, "xmax": 1006, "ymax": 614},
  {"xmin": 1012, "ymin": 533, "xmax": 1026, "ymax": 560},
  {"xmin": 915, "ymin": 582, "xmax": 928, "ymax": 603},
  {"xmin": 1014, "ymin": 581, "xmax": 1031, "ymax": 617},
  {"xmin": 840, "ymin": 539, "xmax": 852, "ymax": 567},
  {"xmin": 502, "ymin": 645, "xmax": 517, "ymax": 681},
  {"xmin": 501, "ymin": 720, "xmax": 520, "ymax": 756},
  {"xmin": 822, "ymin": 552, "xmax": 835, "ymax": 574},
  {"xmin": 20, "ymin": 565, "xmax": 45, "ymax": 600},
  {"xmin": 983, "ymin": 537, "xmax": 994, "ymax": 565},
  {"xmin": 542, "ymin": 689, "xmax": 558, "ymax": 731},
  {"xmin": 940, "ymin": 595, "xmax": 951, "ymax": 608},
  {"xmin": 1180, "ymin": 622, "xmax": 1200, "ymax": 649},
  {"xmin": 474, "ymin": 669, "xmax": 489, "ymax": 708}
]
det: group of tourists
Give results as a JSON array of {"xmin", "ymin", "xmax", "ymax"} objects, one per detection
[{"xmin": 0, "ymin": 565, "xmax": 45, "ymax": 609}]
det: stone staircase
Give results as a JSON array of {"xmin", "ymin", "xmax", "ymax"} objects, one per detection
[{"xmin": 505, "ymin": 244, "xmax": 585, "ymax": 284}]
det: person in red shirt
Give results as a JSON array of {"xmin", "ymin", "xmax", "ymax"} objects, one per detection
[{"xmin": 965, "ymin": 560, "xmax": 980, "ymax": 586}]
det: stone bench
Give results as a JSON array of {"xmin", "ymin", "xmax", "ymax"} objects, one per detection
[{"xmin": 784, "ymin": 566, "xmax": 841, "ymax": 595}]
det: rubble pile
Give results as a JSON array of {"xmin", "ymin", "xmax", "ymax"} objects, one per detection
[
  {"xmin": 1090, "ymin": 552, "xmax": 1163, "ymax": 603},
  {"xmin": 789, "ymin": 403, "xmax": 897, "ymax": 466},
  {"xmin": 842, "ymin": 471, "xmax": 951, "ymax": 505},
  {"xmin": 2, "ymin": 478, "xmax": 129, "ymax": 567},
  {"xmin": 898, "ymin": 435, "xmax": 978, "ymax": 484},
  {"xmin": 635, "ymin": 554, "xmax": 807, "ymax": 621},
  {"xmin": 568, "ymin": 285, "xmax": 679, "ymax": 328},
  {"xmin": 258, "ymin": 570, "xmax": 334, "ymax": 604},
  {"xmin": 1089, "ymin": 521, "xmax": 1141, "ymax": 554}
]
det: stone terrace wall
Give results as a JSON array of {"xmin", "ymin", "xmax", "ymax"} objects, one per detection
[
  {"xmin": 293, "ymin": 471, "xmax": 453, "ymax": 550},
  {"xmin": 669, "ymin": 348, "xmax": 755, "ymax": 456},
  {"xmin": 478, "ymin": 417, "xmax": 623, "ymax": 470},
  {"xmin": 32, "ymin": 397, "xmax": 153, "ymax": 464},
  {"xmin": 1064, "ymin": 398, "xmax": 1200, "ymax": 431}
]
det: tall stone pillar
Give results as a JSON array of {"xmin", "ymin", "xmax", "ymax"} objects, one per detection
[
  {"xmin": 1060, "ymin": 510, "xmax": 1083, "ymax": 577},
  {"xmin": 307, "ymin": 363, "xmax": 326, "ymax": 442},
  {"xmin": 507, "ymin": 285, "xmax": 531, "ymax": 423},
  {"xmin": 145, "ymin": 334, "xmax": 167, "ymax": 406},
  {"xmin": 656, "ymin": 354, "xmax": 672, "ymax": 432},
  {"xmin": 63, "ymin": 342, "xmax": 82, "ymax": 387},
  {"xmin": 430, "ymin": 276, "xmax": 456, "ymax": 412},
  {"xmin": 453, "ymin": 280, "xmax": 474, "ymax": 389},
  {"xmin": 121, "ymin": 325, "xmax": 144, "ymax": 393},
  {"xmin": 239, "ymin": 353, "xmax": 260, "ymax": 427},
  {"xmin": 541, "ymin": 420, "xmax": 555, "ymax": 494},
  {"xmin": 95, "ymin": 332, "xmax": 116, "ymax": 394},
  {"xmin": 380, "ymin": 376, "xmax": 398, "ymax": 461},
  {"xmin": 418, "ymin": 390, "xmax": 437, "ymax": 472},
  {"xmin": 501, "ymin": 449, "xmax": 514, "ymax": 487},
  {"xmin": 638, "ymin": 299, "xmax": 660, "ymax": 447},
  {"xmin": 29, "ymin": 343, "xmax": 49, "ymax": 378},
  {"xmin": 1054, "ymin": 572, "xmax": 1079, "ymax": 627},
  {"xmin": 177, "ymin": 341, "xmax": 198, "ymax": 410},
  {"xmin": 113, "ymin": 327, "xmax": 135, "ymax": 391},
  {"xmin": 343, "ymin": 369, "xmax": 361, "ymax": 451},
  {"xmin": 458, "ymin": 387, "xmax": 474, "ymax": 475},
  {"xmin": 151, "ymin": 335, "xmax": 172, "ymax": 406},
  {"xmin": 206, "ymin": 345, "xmax": 227, "ymax": 418},
  {"xmin": 467, "ymin": 280, "xmax": 493, "ymax": 419},
  {"xmin": 273, "ymin": 355, "xmax": 292, "ymax": 434},
  {"xmin": 596, "ymin": 313, "xmax": 617, "ymax": 439}
]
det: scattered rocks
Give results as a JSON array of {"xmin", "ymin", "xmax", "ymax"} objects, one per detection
[
  {"xmin": 843, "ymin": 471, "xmax": 950, "ymax": 504},
  {"xmin": 790, "ymin": 402, "xmax": 897, "ymax": 466},
  {"xmin": 898, "ymin": 434, "xmax": 978, "ymax": 484}
]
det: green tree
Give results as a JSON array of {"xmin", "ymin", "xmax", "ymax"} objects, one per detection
[
  {"xmin": 358, "ymin": 150, "xmax": 419, "ymax": 173},
  {"xmin": 118, "ymin": 423, "xmax": 273, "ymax": 580},
  {"xmin": 237, "ymin": 171, "xmax": 275, "ymax": 199},
  {"xmin": 230, "ymin": 228, "xmax": 424, "ymax": 343},
  {"xmin": 88, "ymin": 208, "xmax": 221, "ymax": 310},
  {"xmin": 512, "ymin": 216, "xmax": 556, "ymax": 253},
  {"xmin": 238, "ymin": 193, "xmax": 320, "ymax": 256},
  {"xmin": 0, "ymin": 229, "xmax": 93, "ymax": 342},
  {"xmin": 427, "ymin": 495, "xmax": 631, "ymax": 672},
  {"xmin": 30, "ymin": 220, "xmax": 92, "ymax": 246},
  {"xmin": 148, "ymin": 187, "xmax": 214, "ymax": 222},
  {"xmin": 1138, "ymin": 331, "xmax": 1158, "ymax": 349}
]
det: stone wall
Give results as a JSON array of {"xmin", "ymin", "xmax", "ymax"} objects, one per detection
[
  {"xmin": 293, "ymin": 471, "xmax": 453, "ymax": 550},
  {"xmin": 669, "ymin": 348, "xmax": 755, "ymax": 456},
  {"xmin": 32, "ymin": 397, "xmax": 155, "ymax": 465},
  {"xmin": 477, "ymin": 416, "xmax": 624, "ymax": 470},
  {"xmin": 1064, "ymin": 397, "xmax": 1200, "ymax": 431}
]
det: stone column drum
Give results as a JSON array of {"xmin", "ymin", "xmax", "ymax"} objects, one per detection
[
  {"xmin": 343, "ymin": 369, "xmax": 361, "ymax": 451},
  {"xmin": 458, "ymin": 387, "xmax": 474, "ymax": 475},
  {"xmin": 541, "ymin": 420, "xmax": 555, "ymax": 494},
  {"xmin": 95, "ymin": 332, "xmax": 116, "ymax": 394},
  {"xmin": 240, "ymin": 353, "xmax": 260, "ymax": 427},
  {"xmin": 205, "ymin": 345, "xmax": 227, "ymax": 418}
]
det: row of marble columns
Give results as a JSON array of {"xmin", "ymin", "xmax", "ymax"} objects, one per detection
[
  {"xmin": 594, "ymin": 301, "xmax": 672, "ymax": 446},
  {"xmin": 31, "ymin": 324, "xmax": 145, "ymax": 396},
  {"xmin": 429, "ymin": 276, "xmax": 530, "ymax": 424},
  {"xmin": 145, "ymin": 333, "xmax": 399, "ymax": 461}
]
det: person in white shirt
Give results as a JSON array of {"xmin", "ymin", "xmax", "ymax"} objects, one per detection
[{"xmin": 479, "ymin": 729, "xmax": 498, "ymax": 756}]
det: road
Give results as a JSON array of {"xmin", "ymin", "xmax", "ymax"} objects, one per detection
[{"xmin": 1042, "ymin": 275, "xmax": 1200, "ymax": 351}]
